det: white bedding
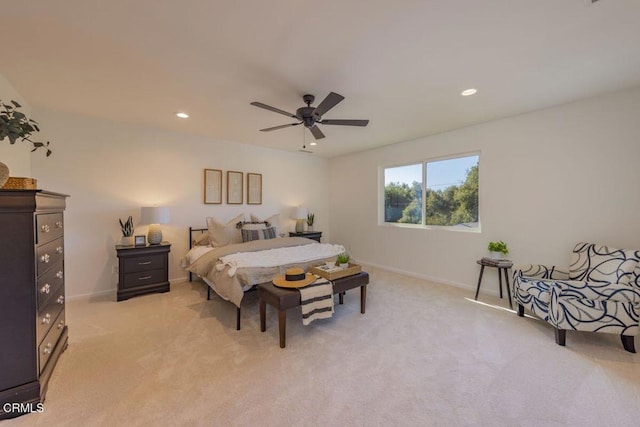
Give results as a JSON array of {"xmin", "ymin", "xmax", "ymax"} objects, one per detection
[
  {"xmin": 183, "ymin": 237, "xmax": 343, "ymax": 307},
  {"xmin": 217, "ymin": 243, "xmax": 344, "ymax": 276}
]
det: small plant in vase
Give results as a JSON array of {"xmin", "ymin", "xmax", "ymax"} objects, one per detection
[
  {"xmin": 337, "ymin": 253, "xmax": 350, "ymax": 268},
  {"xmin": 488, "ymin": 241, "xmax": 509, "ymax": 260},
  {"xmin": 119, "ymin": 216, "xmax": 135, "ymax": 246},
  {"xmin": 306, "ymin": 212, "xmax": 315, "ymax": 231},
  {"xmin": 0, "ymin": 100, "xmax": 52, "ymax": 188}
]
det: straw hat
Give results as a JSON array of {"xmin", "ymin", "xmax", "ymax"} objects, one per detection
[{"xmin": 273, "ymin": 267, "xmax": 317, "ymax": 288}]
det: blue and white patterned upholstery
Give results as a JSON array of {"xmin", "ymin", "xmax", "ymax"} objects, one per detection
[
  {"xmin": 512, "ymin": 264, "xmax": 569, "ymax": 321},
  {"xmin": 513, "ymin": 242, "xmax": 640, "ymax": 352}
]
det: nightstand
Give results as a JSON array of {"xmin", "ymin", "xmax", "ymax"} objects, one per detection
[
  {"xmin": 116, "ymin": 242, "xmax": 171, "ymax": 301},
  {"xmin": 289, "ymin": 231, "xmax": 322, "ymax": 243}
]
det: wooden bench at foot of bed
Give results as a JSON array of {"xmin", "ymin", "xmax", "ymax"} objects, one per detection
[{"xmin": 257, "ymin": 272, "xmax": 369, "ymax": 348}]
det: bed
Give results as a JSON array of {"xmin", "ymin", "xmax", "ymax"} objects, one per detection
[{"xmin": 182, "ymin": 216, "xmax": 345, "ymax": 329}]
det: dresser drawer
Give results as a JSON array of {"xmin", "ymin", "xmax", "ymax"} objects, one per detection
[
  {"xmin": 36, "ymin": 213, "xmax": 64, "ymax": 245},
  {"xmin": 36, "ymin": 289, "xmax": 65, "ymax": 345},
  {"xmin": 36, "ymin": 237, "xmax": 65, "ymax": 277},
  {"xmin": 123, "ymin": 254, "xmax": 165, "ymax": 273},
  {"xmin": 122, "ymin": 268, "xmax": 166, "ymax": 289},
  {"xmin": 37, "ymin": 262, "xmax": 64, "ymax": 309},
  {"xmin": 39, "ymin": 310, "xmax": 65, "ymax": 374}
]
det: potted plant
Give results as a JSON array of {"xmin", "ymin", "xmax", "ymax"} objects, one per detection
[
  {"xmin": 488, "ymin": 241, "xmax": 509, "ymax": 259},
  {"xmin": 0, "ymin": 100, "xmax": 52, "ymax": 188},
  {"xmin": 119, "ymin": 216, "xmax": 135, "ymax": 246},
  {"xmin": 306, "ymin": 212, "xmax": 315, "ymax": 231},
  {"xmin": 337, "ymin": 253, "xmax": 350, "ymax": 268}
]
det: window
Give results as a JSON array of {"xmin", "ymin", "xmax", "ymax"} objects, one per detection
[{"xmin": 383, "ymin": 154, "xmax": 479, "ymax": 229}]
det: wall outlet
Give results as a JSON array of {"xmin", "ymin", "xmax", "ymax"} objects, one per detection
[{"xmin": 112, "ymin": 265, "xmax": 118, "ymax": 274}]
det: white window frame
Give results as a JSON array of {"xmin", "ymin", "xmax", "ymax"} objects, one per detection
[{"xmin": 379, "ymin": 151, "xmax": 481, "ymax": 232}]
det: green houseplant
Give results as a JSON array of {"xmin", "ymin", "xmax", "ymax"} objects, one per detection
[
  {"xmin": 0, "ymin": 100, "xmax": 52, "ymax": 156},
  {"xmin": 306, "ymin": 212, "xmax": 315, "ymax": 231},
  {"xmin": 488, "ymin": 241, "xmax": 509, "ymax": 259},
  {"xmin": 119, "ymin": 216, "xmax": 135, "ymax": 246},
  {"xmin": 337, "ymin": 253, "xmax": 350, "ymax": 267},
  {"xmin": 0, "ymin": 100, "xmax": 52, "ymax": 187}
]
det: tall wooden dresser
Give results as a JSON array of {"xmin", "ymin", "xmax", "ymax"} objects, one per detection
[{"xmin": 0, "ymin": 190, "xmax": 69, "ymax": 419}]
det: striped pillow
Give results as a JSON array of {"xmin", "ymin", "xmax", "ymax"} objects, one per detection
[{"xmin": 241, "ymin": 225, "xmax": 277, "ymax": 242}]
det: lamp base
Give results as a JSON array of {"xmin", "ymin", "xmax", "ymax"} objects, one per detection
[
  {"xmin": 147, "ymin": 224, "xmax": 163, "ymax": 245},
  {"xmin": 295, "ymin": 219, "xmax": 305, "ymax": 233}
]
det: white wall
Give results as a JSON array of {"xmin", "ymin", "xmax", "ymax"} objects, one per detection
[
  {"xmin": 31, "ymin": 109, "xmax": 330, "ymax": 298},
  {"xmin": 0, "ymin": 73, "xmax": 32, "ymax": 176},
  {"xmin": 329, "ymin": 87, "xmax": 640, "ymax": 293}
]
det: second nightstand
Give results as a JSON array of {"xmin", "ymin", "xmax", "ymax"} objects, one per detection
[
  {"xmin": 116, "ymin": 242, "xmax": 171, "ymax": 301},
  {"xmin": 289, "ymin": 231, "xmax": 322, "ymax": 243}
]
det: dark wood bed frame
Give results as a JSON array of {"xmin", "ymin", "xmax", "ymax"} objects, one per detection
[{"xmin": 188, "ymin": 226, "xmax": 246, "ymax": 330}]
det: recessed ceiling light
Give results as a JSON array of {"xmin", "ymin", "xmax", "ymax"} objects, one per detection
[
  {"xmin": 461, "ymin": 88, "xmax": 477, "ymax": 96},
  {"xmin": 310, "ymin": 142, "xmax": 317, "ymax": 146},
  {"xmin": 175, "ymin": 112, "xmax": 189, "ymax": 119}
]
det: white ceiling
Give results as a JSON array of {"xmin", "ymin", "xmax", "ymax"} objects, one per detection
[{"xmin": 2, "ymin": 0, "xmax": 640, "ymax": 158}]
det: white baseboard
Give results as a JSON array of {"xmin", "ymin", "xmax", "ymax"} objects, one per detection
[
  {"xmin": 67, "ymin": 275, "xmax": 193, "ymax": 301},
  {"xmin": 356, "ymin": 259, "xmax": 504, "ymax": 298}
]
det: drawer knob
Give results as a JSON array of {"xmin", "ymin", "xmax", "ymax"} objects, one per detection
[
  {"xmin": 58, "ymin": 320, "xmax": 65, "ymax": 329},
  {"xmin": 40, "ymin": 283, "xmax": 51, "ymax": 294},
  {"xmin": 41, "ymin": 224, "xmax": 50, "ymax": 233},
  {"xmin": 56, "ymin": 246, "xmax": 63, "ymax": 254},
  {"xmin": 138, "ymin": 275, "xmax": 152, "ymax": 280},
  {"xmin": 42, "ymin": 313, "xmax": 51, "ymax": 324},
  {"xmin": 138, "ymin": 261, "xmax": 152, "ymax": 265},
  {"xmin": 43, "ymin": 343, "xmax": 53, "ymax": 354},
  {"xmin": 55, "ymin": 221, "xmax": 63, "ymax": 229},
  {"xmin": 40, "ymin": 253, "xmax": 50, "ymax": 263},
  {"xmin": 56, "ymin": 271, "xmax": 64, "ymax": 279},
  {"xmin": 57, "ymin": 295, "xmax": 65, "ymax": 304}
]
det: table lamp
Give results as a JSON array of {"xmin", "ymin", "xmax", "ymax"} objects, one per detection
[
  {"xmin": 292, "ymin": 206, "xmax": 308, "ymax": 233},
  {"xmin": 140, "ymin": 206, "xmax": 170, "ymax": 245}
]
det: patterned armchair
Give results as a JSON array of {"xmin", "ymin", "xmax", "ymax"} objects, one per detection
[{"xmin": 513, "ymin": 242, "xmax": 640, "ymax": 353}]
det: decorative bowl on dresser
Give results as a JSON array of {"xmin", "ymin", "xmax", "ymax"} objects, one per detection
[
  {"xmin": 0, "ymin": 190, "xmax": 69, "ymax": 419},
  {"xmin": 116, "ymin": 242, "xmax": 171, "ymax": 301}
]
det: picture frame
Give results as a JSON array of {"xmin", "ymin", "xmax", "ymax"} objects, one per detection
[
  {"xmin": 134, "ymin": 235, "xmax": 146, "ymax": 246},
  {"xmin": 204, "ymin": 169, "xmax": 222, "ymax": 204},
  {"xmin": 247, "ymin": 173, "xmax": 262, "ymax": 205},
  {"xmin": 227, "ymin": 171, "xmax": 243, "ymax": 204}
]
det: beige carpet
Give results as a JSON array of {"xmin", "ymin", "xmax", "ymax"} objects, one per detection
[{"xmin": 5, "ymin": 267, "xmax": 640, "ymax": 426}]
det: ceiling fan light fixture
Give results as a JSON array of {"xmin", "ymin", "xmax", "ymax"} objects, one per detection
[
  {"xmin": 175, "ymin": 112, "xmax": 189, "ymax": 119},
  {"xmin": 461, "ymin": 88, "xmax": 477, "ymax": 97},
  {"xmin": 310, "ymin": 141, "xmax": 317, "ymax": 146}
]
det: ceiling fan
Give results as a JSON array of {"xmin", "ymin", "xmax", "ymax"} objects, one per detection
[{"xmin": 250, "ymin": 92, "xmax": 369, "ymax": 140}]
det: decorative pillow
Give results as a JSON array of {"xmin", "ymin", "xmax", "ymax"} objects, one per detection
[
  {"xmin": 192, "ymin": 231, "xmax": 211, "ymax": 247},
  {"xmin": 250, "ymin": 213, "xmax": 281, "ymax": 237},
  {"xmin": 236, "ymin": 221, "xmax": 268, "ymax": 230},
  {"xmin": 206, "ymin": 214, "xmax": 244, "ymax": 247},
  {"xmin": 241, "ymin": 225, "xmax": 277, "ymax": 242}
]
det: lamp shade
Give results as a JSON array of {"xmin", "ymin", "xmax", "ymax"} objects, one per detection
[
  {"xmin": 140, "ymin": 206, "xmax": 170, "ymax": 225},
  {"xmin": 292, "ymin": 206, "xmax": 308, "ymax": 220}
]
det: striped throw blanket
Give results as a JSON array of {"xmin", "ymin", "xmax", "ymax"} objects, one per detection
[{"xmin": 299, "ymin": 277, "xmax": 334, "ymax": 325}]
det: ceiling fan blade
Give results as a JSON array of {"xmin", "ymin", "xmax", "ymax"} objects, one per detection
[
  {"xmin": 314, "ymin": 92, "xmax": 344, "ymax": 117},
  {"xmin": 250, "ymin": 102, "xmax": 297, "ymax": 118},
  {"xmin": 308, "ymin": 125, "xmax": 325, "ymax": 140},
  {"xmin": 260, "ymin": 122, "xmax": 301, "ymax": 132},
  {"xmin": 320, "ymin": 119, "xmax": 369, "ymax": 127}
]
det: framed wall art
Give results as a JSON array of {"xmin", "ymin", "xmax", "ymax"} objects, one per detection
[
  {"xmin": 227, "ymin": 171, "xmax": 243, "ymax": 204},
  {"xmin": 247, "ymin": 173, "xmax": 262, "ymax": 205},
  {"xmin": 204, "ymin": 169, "xmax": 222, "ymax": 204}
]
